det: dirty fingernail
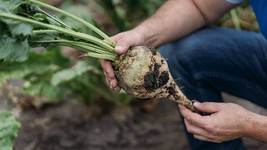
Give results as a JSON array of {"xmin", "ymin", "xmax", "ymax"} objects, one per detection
[{"xmin": 114, "ymin": 86, "xmax": 121, "ymax": 92}]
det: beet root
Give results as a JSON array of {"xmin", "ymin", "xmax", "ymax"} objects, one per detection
[{"xmin": 113, "ymin": 46, "xmax": 197, "ymax": 112}]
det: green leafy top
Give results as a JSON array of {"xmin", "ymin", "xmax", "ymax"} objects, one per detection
[
  {"xmin": 0, "ymin": 0, "xmax": 32, "ymax": 61},
  {"xmin": 0, "ymin": 111, "xmax": 21, "ymax": 150},
  {"xmin": 0, "ymin": 0, "xmax": 24, "ymax": 13},
  {"xmin": 0, "ymin": 0, "xmax": 116, "ymax": 62}
]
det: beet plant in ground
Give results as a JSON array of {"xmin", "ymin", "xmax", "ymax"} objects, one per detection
[{"xmin": 0, "ymin": 0, "xmax": 196, "ymax": 111}]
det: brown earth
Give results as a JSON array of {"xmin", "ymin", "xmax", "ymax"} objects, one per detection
[
  {"xmin": 13, "ymin": 96, "xmax": 267, "ymax": 150},
  {"xmin": 14, "ymin": 100, "xmax": 188, "ymax": 150}
]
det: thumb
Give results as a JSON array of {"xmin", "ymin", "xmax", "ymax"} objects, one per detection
[
  {"xmin": 193, "ymin": 102, "xmax": 221, "ymax": 113},
  {"xmin": 111, "ymin": 34, "xmax": 130, "ymax": 54},
  {"xmin": 115, "ymin": 44, "xmax": 129, "ymax": 54}
]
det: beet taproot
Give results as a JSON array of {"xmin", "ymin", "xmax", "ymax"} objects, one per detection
[{"xmin": 113, "ymin": 46, "xmax": 197, "ymax": 112}]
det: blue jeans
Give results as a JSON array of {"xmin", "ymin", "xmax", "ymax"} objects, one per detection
[{"xmin": 160, "ymin": 27, "xmax": 267, "ymax": 150}]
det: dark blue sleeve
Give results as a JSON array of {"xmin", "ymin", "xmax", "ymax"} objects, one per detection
[{"xmin": 250, "ymin": 0, "xmax": 267, "ymax": 38}]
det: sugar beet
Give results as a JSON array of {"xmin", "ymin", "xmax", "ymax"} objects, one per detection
[{"xmin": 113, "ymin": 46, "xmax": 197, "ymax": 112}]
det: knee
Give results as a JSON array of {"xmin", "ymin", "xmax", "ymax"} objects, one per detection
[
  {"xmin": 159, "ymin": 34, "xmax": 206, "ymax": 80},
  {"xmin": 160, "ymin": 27, "xmax": 224, "ymax": 62},
  {"xmin": 159, "ymin": 30, "xmax": 220, "ymax": 86},
  {"xmin": 160, "ymin": 33, "xmax": 207, "ymax": 67}
]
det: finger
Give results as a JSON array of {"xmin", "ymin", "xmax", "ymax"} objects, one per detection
[
  {"xmin": 103, "ymin": 70, "xmax": 120, "ymax": 91},
  {"xmin": 111, "ymin": 33, "xmax": 124, "ymax": 42},
  {"xmin": 179, "ymin": 105, "xmax": 206, "ymax": 127},
  {"xmin": 113, "ymin": 86, "xmax": 121, "ymax": 92},
  {"xmin": 184, "ymin": 119, "xmax": 209, "ymax": 136},
  {"xmin": 104, "ymin": 75, "xmax": 111, "ymax": 88},
  {"xmin": 115, "ymin": 39, "xmax": 132, "ymax": 54},
  {"xmin": 195, "ymin": 135, "xmax": 222, "ymax": 143},
  {"xmin": 185, "ymin": 118, "xmax": 219, "ymax": 141},
  {"xmin": 100, "ymin": 60, "xmax": 112, "ymax": 78},
  {"xmin": 100, "ymin": 60, "xmax": 115, "ymax": 78},
  {"xmin": 100, "ymin": 60, "xmax": 111, "ymax": 86},
  {"xmin": 193, "ymin": 102, "xmax": 222, "ymax": 113},
  {"xmin": 100, "ymin": 60, "xmax": 118, "ymax": 89},
  {"xmin": 110, "ymin": 33, "xmax": 130, "ymax": 54},
  {"xmin": 110, "ymin": 79, "xmax": 119, "ymax": 90},
  {"xmin": 193, "ymin": 135, "xmax": 214, "ymax": 142},
  {"xmin": 100, "ymin": 59, "xmax": 109, "ymax": 73}
]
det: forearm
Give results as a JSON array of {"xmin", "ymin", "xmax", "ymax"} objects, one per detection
[
  {"xmin": 134, "ymin": 0, "xmax": 235, "ymax": 47},
  {"xmin": 134, "ymin": 0, "xmax": 205, "ymax": 47},
  {"xmin": 245, "ymin": 113, "xmax": 267, "ymax": 142}
]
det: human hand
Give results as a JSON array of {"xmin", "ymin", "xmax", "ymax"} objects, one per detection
[
  {"xmin": 100, "ymin": 29, "xmax": 145, "ymax": 90},
  {"xmin": 179, "ymin": 102, "xmax": 255, "ymax": 143}
]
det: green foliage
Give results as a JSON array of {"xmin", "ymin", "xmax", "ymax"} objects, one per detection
[
  {"xmin": 0, "ymin": 0, "xmax": 116, "ymax": 62},
  {"xmin": 95, "ymin": 0, "xmax": 164, "ymax": 31},
  {"xmin": 218, "ymin": 6, "xmax": 259, "ymax": 31},
  {"xmin": 0, "ymin": 47, "xmax": 132, "ymax": 105},
  {"xmin": 0, "ymin": 0, "xmax": 33, "ymax": 62},
  {"xmin": 0, "ymin": 111, "xmax": 20, "ymax": 150},
  {"xmin": 0, "ymin": 1, "xmax": 42, "ymax": 62},
  {"xmin": 0, "ymin": 48, "xmax": 69, "ymax": 99},
  {"xmin": 60, "ymin": 4, "xmax": 95, "ymax": 34},
  {"xmin": 0, "ymin": 0, "xmax": 23, "ymax": 13},
  {"xmin": 51, "ymin": 58, "xmax": 132, "ymax": 106},
  {"xmin": 0, "ymin": 0, "xmax": 132, "ymax": 107},
  {"xmin": 0, "ymin": 35, "xmax": 30, "ymax": 62},
  {"xmin": 51, "ymin": 60, "xmax": 100, "ymax": 86}
]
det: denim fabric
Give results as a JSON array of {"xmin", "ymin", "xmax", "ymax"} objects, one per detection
[{"xmin": 159, "ymin": 27, "xmax": 267, "ymax": 150}]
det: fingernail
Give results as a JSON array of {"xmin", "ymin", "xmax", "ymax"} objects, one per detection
[
  {"xmin": 103, "ymin": 71, "xmax": 107, "ymax": 77},
  {"xmin": 109, "ymin": 83, "xmax": 113, "ymax": 89},
  {"xmin": 114, "ymin": 87, "xmax": 121, "ymax": 92},
  {"xmin": 110, "ymin": 80, "xmax": 116, "ymax": 88},
  {"xmin": 193, "ymin": 102, "xmax": 201, "ymax": 107},
  {"xmin": 178, "ymin": 105, "xmax": 184, "ymax": 109},
  {"xmin": 115, "ymin": 46, "xmax": 125, "ymax": 54}
]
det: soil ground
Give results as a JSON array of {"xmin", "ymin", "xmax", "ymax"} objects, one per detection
[
  {"xmin": 14, "ymin": 100, "xmax": 188, "ymax": 150},
  {"xmin": 13, "ymin": 97, "xmax": 267, "ymax": 150}
]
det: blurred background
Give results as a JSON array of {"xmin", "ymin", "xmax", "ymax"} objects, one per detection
[{"xmin": 0, "ymin": 0, "xmax": 266, "ymax": 149}]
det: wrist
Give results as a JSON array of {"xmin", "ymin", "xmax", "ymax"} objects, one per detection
[
  {"xmin": 243, "ymin": 112, "xmax": 263, "ymax": 137},
  {"xmin": 133, "ymin": 23, "xmax": 162, "ymax": 47},
  {"xmin": 131, "ymin": 26, "xmax": 146, "ymax": 44}
]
